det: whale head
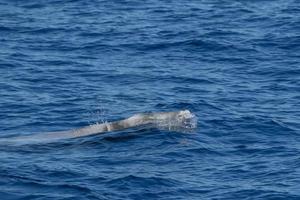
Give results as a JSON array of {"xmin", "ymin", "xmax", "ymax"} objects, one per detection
[{"xmin": 155, "ymin": 109, "xmax": 197, "ymax": 132}]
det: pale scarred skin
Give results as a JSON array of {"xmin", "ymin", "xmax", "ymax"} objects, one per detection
[
  {"xmin": 2, "ymin": 110, "xmax": 196, "ymax": 144},
  {"xmin": 72, "ymin": 110, "xmax": 194, "ymax": 137}
]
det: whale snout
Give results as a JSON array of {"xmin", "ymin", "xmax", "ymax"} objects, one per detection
[
  {"xmin": 154, "ymin": 109, "xmax": 197, "ymax": 131},
  {"xmin": 178, "ymin": 110, "xmax": 192, "ymax": 117},
  {"xmin": 176, "ymin": 110, "xmax": 197, "ymax": 129}
]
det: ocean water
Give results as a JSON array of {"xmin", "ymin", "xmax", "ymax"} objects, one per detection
[{"xmin": 0, "ymin": 0, "xmax": 300, "ymax": 199}]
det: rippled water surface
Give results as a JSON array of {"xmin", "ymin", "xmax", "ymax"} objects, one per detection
[{"xmin": 0, "ymin": 0, "xmax": 300, "ymax": 199}]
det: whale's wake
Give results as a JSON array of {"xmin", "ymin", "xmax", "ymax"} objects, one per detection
[{"xmin": 0, "ymin": 110, "xmax": 197, "ymax": 145}]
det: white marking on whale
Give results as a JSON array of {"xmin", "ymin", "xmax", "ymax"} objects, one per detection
[{"xmin": 0, "ymin": 110, "xmax": 197, "ymax": 145}]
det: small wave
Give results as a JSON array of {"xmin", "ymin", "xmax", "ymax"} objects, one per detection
[{"xmin": 106, "ymin": 175, "xmax": 181, "ymax": 187}]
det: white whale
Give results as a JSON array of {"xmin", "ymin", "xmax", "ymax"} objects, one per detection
[{"xmin": 1, "ymin": 110, "xmax": 197, "ymax": 144}]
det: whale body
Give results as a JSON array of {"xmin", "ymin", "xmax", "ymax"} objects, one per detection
[{"xmin": 0, "ymin": 110, "xmax": 197, "ymax": 144}]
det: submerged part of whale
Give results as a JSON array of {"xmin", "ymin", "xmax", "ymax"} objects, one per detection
[{"xmin": 1, "ymin": 110, "xmax": 197, "ymax": 144}]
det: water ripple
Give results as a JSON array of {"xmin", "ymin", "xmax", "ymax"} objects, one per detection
[{"xmin": 0, "ymin": 0, "xmax": 299, "ymax": 199}]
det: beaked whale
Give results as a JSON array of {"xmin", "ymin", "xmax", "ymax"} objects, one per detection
[{"xmin": 0, "ymin": 110, "xmax": 196, "ymax": 145}]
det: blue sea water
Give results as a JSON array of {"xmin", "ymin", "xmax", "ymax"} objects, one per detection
[{"xmin": 0, "ymin": 0, "xmax": 300, "ymax": 199}]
